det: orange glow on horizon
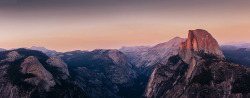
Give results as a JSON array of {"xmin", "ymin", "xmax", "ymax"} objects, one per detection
[{"xmin": 1, "ymin": 0, "xmax": 250, "ymax": 52}]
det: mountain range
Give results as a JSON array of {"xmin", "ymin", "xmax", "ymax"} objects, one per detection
[
  {"xmin": 220, "ymin": 43, "xmax": 250, "ymax": 67},
  {"xmin": 144, "ymin": 29, "xmax": 250, "ymax": 98},
  {"xmin": 0, "ymin": 49, "xmax": 86, "ymax": 98},
  {"xmin": 0, "ymin": 29, "xmax": 249, "ymax": 98},
  {"xmin": 222, "ymin": 42, "xmax": 250, "ymax": 48},
  {"xmin": 1, "ymin": 46, "xmax": 61, "ymax": 57},
  {"xmin": 120, "ymin": 37, "xmax": 186, "ymax": 77}
]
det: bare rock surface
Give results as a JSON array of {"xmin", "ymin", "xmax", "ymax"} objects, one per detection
[
  {"xmin": 46, "ymin": 56, "xmax": 70, "ymax": 80},
  {"xmin": 180, "ymin": 29, "xmax": 225, "ymax": 63},
  {"xmin": 0, "ymin": 49, "xmax": 87, "ymax": 98},
  {"xmin": 1, "ymin": 51, "xmax": 23, "ymax": 63},
  {"xmin": 20, "ymin": 56, "xmax": 55, "ymax": 91},
  {"xmin": 145, "ymin": 29, "xmax": 250, "ymax": 98}
]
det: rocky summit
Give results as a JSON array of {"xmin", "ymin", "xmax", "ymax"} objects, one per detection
[
  {"xmin": 120, "ymin": 37, "xmax": 186, "ymax": 97},
  {"xmin": 180, "ymin": 29, "xmax": 225, "ymax": 63},
  {"xmin": 144, "ymin": 29, "xmax": 250, "ymax": 98}
]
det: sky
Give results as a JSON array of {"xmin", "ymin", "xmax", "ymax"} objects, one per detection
[{"xmin": 0, "ymin": 0, "xmax": 250, "ymax": 52}]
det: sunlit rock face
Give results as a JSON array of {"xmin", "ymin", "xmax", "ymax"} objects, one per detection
[
  {"xmin": 144, "ymin": 29, "xmax": 250, "ymax": 98},
  {"xmin": 180, "ymin": 29, "xmax": 225, "ymax": 63}
]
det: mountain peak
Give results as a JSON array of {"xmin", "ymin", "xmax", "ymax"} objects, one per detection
[
  {"xmin": 0, "ymin": 48, "xmax": 6, "ymax": 51},
  {"xmin": 172, "ymin": 36, "xmax": 182, "ymax": 39},
  {"xmin": 30, "ymin": 46, "xmax": 50, "ymax": 52},
  {"xmin": 180, "ymin": 29, "xmax": 225, "ymax": 62},
  {"xmin": 151, "ymin": 37, "xmax": 186, "ymax": 50},
  {"xmin": 144, "ymin": 30, "xmax": 250, "ymax": 98},
  {"xmin": 168, "ymin": 36, "xmax": 185, "ymax": 43}
]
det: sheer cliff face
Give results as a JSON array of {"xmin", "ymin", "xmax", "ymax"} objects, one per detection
[
  {"xmin": 180, "ymin": 29, "xmax": 225, "ymax": 63},
  {"xmin": 145, "ymin": 29, "xmax": 250, "ymax": 98}
]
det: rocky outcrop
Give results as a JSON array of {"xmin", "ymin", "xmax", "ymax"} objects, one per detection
[
  {"xmin": 46, "ymin": 56, "xmax": 70, "ymax": 80},
  {"xmin": 144, "ymin": 29, "xmax": 250, "ymax": 98},
  {"xmin": 0, "ymin": 49, "xmax": 86, "ymax": 98},
  {"xmin": 20, "ymin": 56, "xmax": 56, "ymax": 91},
  {"xmin": 179, "ymin": 29, "xmax": 225, "ymax": 80},
  {"xmin": 179, "ymin": 29, "xmax": 225, "ymax": 63},
  {"xmin": 107, "ymin": 49, "xmax": 132, "ymax": 67},
  {"xmin": 0, "ymin": 51, "xmax": 23, "ymax": 63}
]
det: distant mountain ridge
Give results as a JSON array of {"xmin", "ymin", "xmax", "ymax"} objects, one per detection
[
  {"xmin": 0, "ymin": 48, "xmax": 6, "ymax": 51},
  {"xmin": 1, "ymin": 30, "xmax": 250, "ymax": 98},
  {"xmin": 5, "ymin": 46, "xmax": 61, "ymax": 57},
  {"xmin": 222, "ymin": 48, "xmax": 250, "ymax": 67},
  {"xmin": 219, "ymin": 42, "xmax": 250, "ymax": 67},
  {"xmin": 28, "ymin": 46, "xmax": 62, "ymax": 57},
  {"xmin": 222, "ymin": 42, "xmax": 250, "ymax": 48}
]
